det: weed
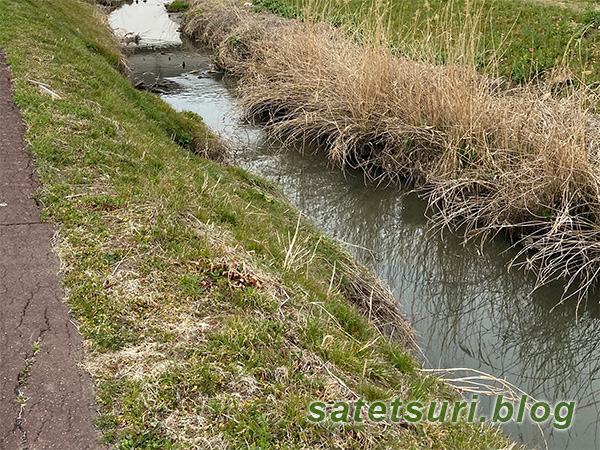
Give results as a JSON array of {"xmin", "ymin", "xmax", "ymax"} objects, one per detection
[
  {"xmin": 184, "ymin": 1, "xmax": 600, "ymax": 303},
  {"xmin": 165, "ymin": 1, "xmax": 190, "ymax": 13}
]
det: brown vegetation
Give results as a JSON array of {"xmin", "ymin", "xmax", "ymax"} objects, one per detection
[{"xmin": 184, "ymin": 1, "xmax": 600, "ymax": 303}]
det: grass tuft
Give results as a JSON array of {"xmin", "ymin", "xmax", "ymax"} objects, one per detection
[
  {"xmin": 166, "ymin": 0, "xmax": 190, "ymax": 13},
  {"xmin": 184, "ymin": 0, "xmax": 600, "ymax": 304}
]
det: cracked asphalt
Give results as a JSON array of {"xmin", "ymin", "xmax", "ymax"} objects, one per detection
[{"xmin": 0, "ymin": 52, "xmax": 105, "ymax": 449}]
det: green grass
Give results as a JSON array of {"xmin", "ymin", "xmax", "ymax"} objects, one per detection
[
  {"xmin": 253, "ymin": 0, "xmax": 600, "ymax": 84},
  {"xmin": 0, "ymin": 0, "xmax": 520, "ymax": 448},
  {"xmin": 166, "ymin": 0, "xmax": 190, "ymax": 13}
]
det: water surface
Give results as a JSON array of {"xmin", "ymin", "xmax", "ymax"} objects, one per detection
[{"xmin": 109, "ymin": 0, "xmax": 181, "ymax": 47}]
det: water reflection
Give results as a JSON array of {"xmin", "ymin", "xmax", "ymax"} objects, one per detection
[
  {"xmin": 167, "ymin": 74, "xmax": 600, "ymax": 449},
  {"xmin": 108, "ymin": 0, "xmax": 181, "ymax": 46},
  {"xmin": 113, "ymin": 4, "xmax": 600, "ymax": 447},
  {"xmin": 239, "ymin": 144, "xmax": 600, "ymax": 450}
]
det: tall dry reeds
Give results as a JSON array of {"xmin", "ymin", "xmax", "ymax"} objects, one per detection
[{"xmin": 184, "ymin": 1, "xmax": 600, "ymax": 303}]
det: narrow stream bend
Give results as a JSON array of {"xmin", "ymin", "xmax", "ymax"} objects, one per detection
[{"xmin": 110, "ymin": 2, "xmax": 600, "ymax": 449}]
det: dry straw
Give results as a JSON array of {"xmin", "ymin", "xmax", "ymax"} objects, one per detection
[{"xmin": 184, "ymin": 0, "xmax": 600, "ymax": 305}]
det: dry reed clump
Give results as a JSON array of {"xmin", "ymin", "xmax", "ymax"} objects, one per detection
[
  {"xmin": 337, "ymin": 257, "xmax": 416, "ymax": 349},
  {"xmin": 184, "ymin": 2, "xmax": 600, "ymax": 302}
]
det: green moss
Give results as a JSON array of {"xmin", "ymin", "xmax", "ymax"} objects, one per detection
[{"xmin": 165, "ymin": 0, "xmax": 189, "ymax": 13}]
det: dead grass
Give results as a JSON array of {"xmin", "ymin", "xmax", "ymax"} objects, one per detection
[
  {"xmin": 185, "ymin": 1, "xmax": 600, "ymax": 304},
  {"xmin": 0, "ymin": 0, "xmax": 524, "ymax": 447}
]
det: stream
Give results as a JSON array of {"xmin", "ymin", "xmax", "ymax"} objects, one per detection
[{"xmin": 110, "ymin": 2, "xmax": 600, "ymax": 448}]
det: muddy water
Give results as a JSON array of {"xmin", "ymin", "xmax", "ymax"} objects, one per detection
[{"xmin": 111, "ymin": 3, "xmax": 600, "ymax": 449}]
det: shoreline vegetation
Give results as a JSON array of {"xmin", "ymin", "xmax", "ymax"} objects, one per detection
[
  {"xmin": 166, "ymin": 0, "xmax": 191, "ymax": 12},
  {"xmin": 183, "ymin": 0, "xmax": 600, "ymax": 304},
  {"xmin": 253, "ymin": 0, "xmax": 600, "ymax": 86},
  {"xmin": 0, "ymin": 0, "xmax": 521, "ymax": 448}
]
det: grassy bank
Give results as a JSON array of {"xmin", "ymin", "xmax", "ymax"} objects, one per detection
[
  {"xmin": 183, "ymin": 1, "xmax": 600, "ymax": 303},
  {"xmin": 250, "ymin": 0, "xmax": 600, "ymax": 85},
  {"xmin": 166, "ymin": 1, "xmax": 191, "ymax": 13},
  {"xmin": 0, "ymin": 0, "xmax": 519, "ymax": 448}
]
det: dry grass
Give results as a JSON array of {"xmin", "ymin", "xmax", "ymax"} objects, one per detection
[{"xmin": 184, "ymin": 1, "xmax": 600, "ymax": 304}]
